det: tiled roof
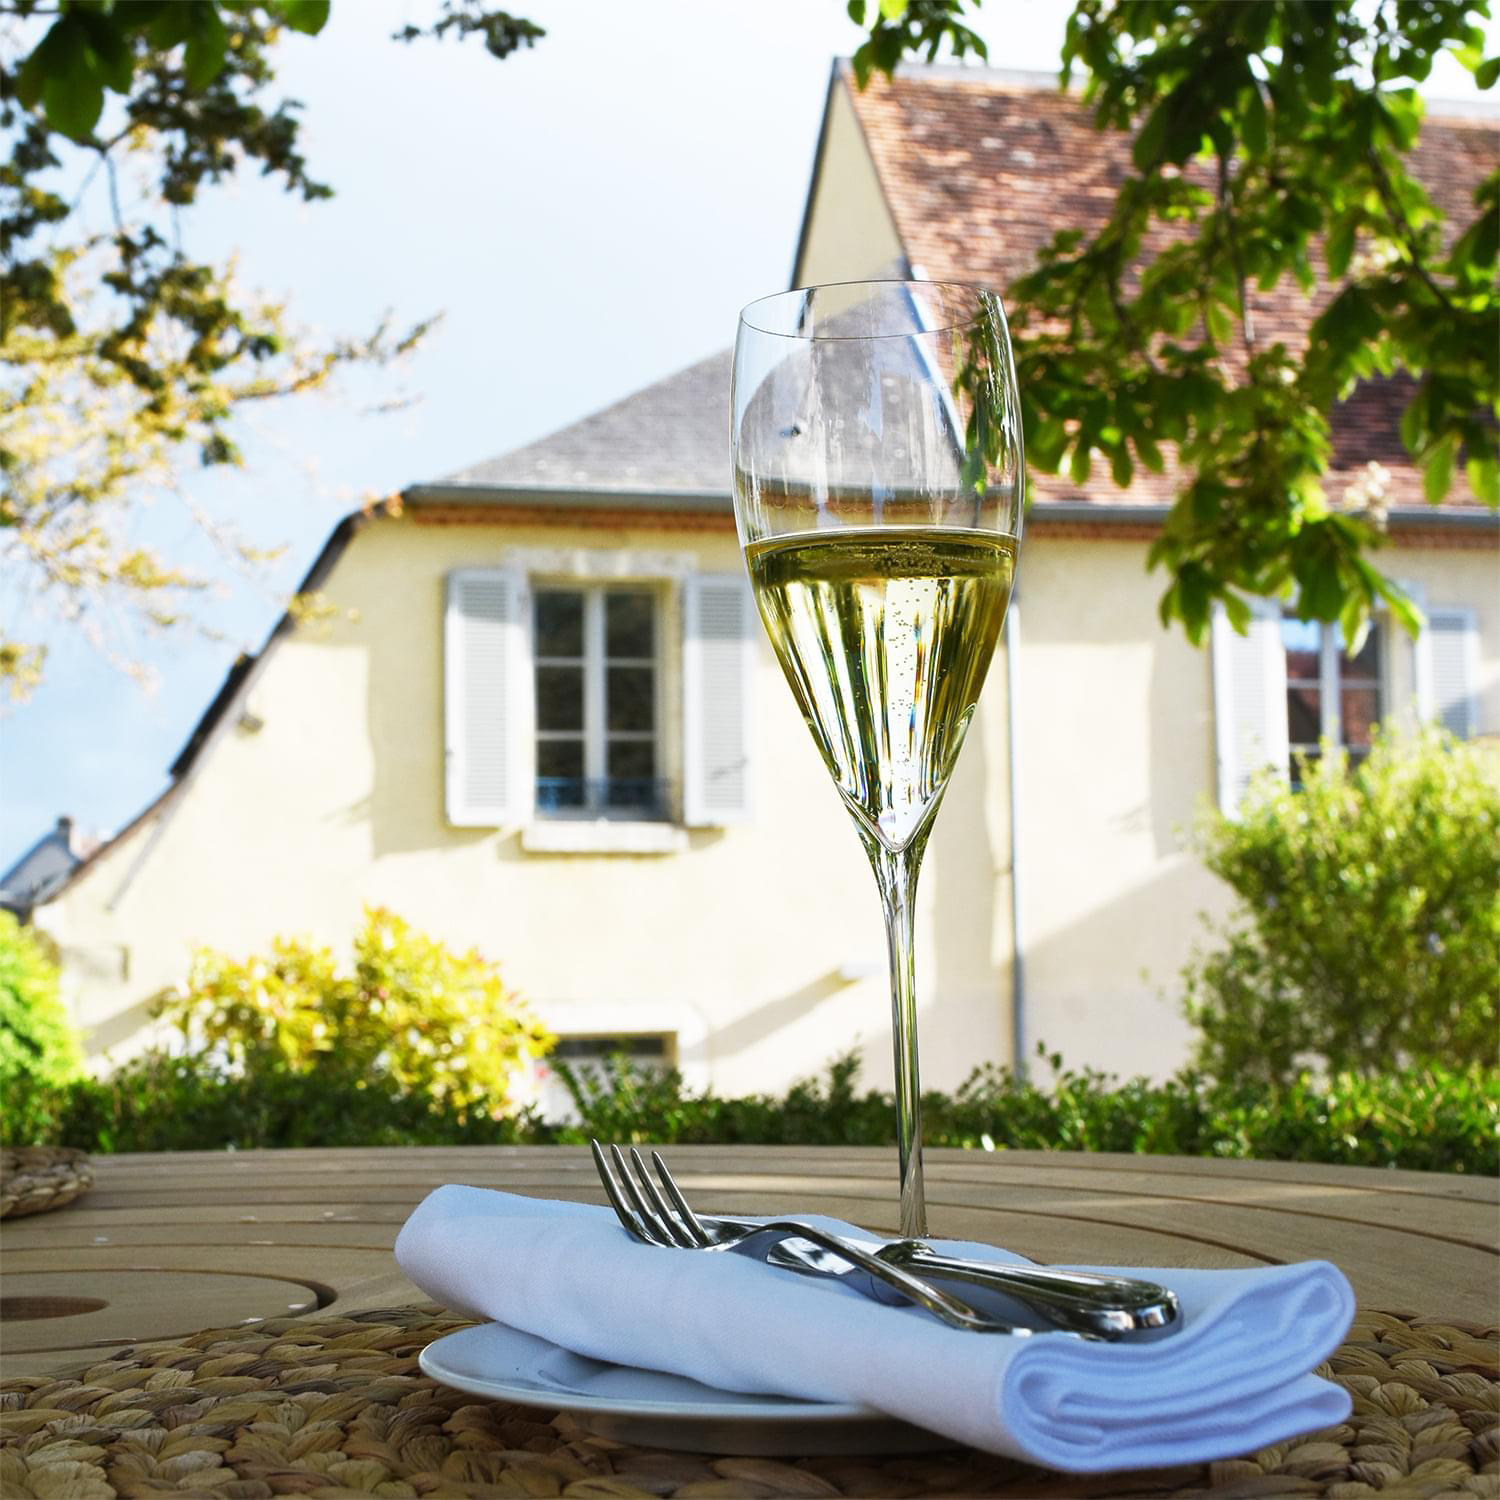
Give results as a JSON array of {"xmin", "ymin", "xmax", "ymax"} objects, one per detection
[
  {"xmin": 438, "ymin": 349, "xmax": 732, "ymax": 496},
  {"xmin": 845, "ymin": 64, "xmax": 1498, "ymax": 508}
]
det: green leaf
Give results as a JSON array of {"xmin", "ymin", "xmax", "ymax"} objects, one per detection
[
  {"xmin": 183, "ymin": 2, "xmax": 229, "ymax": 90},
  {"xmin": 1132, "ymin": 95, "xmax": 1173, "ymax": 171},
  {"xmin": 1448, "ymin": 204, "xmax": 1498, "ymax": 274},
  {"xmin": 1325, "ymin": 218, "xmax": 1356, "ymax": 280},
  {"xmin": 1205, "ymin": 297, "xmax": 1236, "ymax": 346},
  {"xmin": 1222, "ymin": 592, "xmax": 1253, "ymax": 634},
  {"xmin": 850, "ymin": 41, "xmax": 874, "ymax": 89},
  {"xmin": 1466, "ymin": 455, "xmax": 1500, "ymax": 507},
  {"xmin": 1028, "ymin": 417, "xmax": 1068, "ymax": 471},
  {"xmin": 74, "ymin": 12, "xmax": 134, "ymax": 94},
  {"xmin": 879, "ymin": 0, "xmax": 908, "ymax": 18},
  {"xmin": 15, "ymin": 19, "xmax": 81, "ymax": 112},
  {"xmin": 1475, "ymin": 56, "xmax": 1500, "ymax": 90},
  {"xmin": 1376, "ymin": 577, "xmax": 1426, "ymax": 638},
  {"xmin": 847, "ymin": 1, "xmax": 867, "ymax": 22},
  {"xmin": 27, "ymin": 19, "xmax": 105, "ymax": 140},
  {"xmin": 150, "ymin": 3, "xmax": 196, "ymax": 48},
  {"xmin": 276, "ymin": 0, "xmax": 331, "ymax": 35},
  {"xmin": 1400, "ymin": 387, "xmax": 1430, "ymax": 457},
  {"xmin": 1069, "ymin": 441, "xmax": 1092, "ymax": 486},
  {"xmin": 1109, "ymin": 442, "xmax": 1133, "ymax": 488},
  {"xmin": 1301, "ymin": 555, "xmax": 1345, "ymax": 622},
  {"xmin": 1339, "ymin": 590, "xmax": 1371, "ymax": 658},
  {"xmin": 1375, "ymin": 90, "xmax": 1423, "ymax": 151},
  {"xmin": 1134, "ymin": 431, "xmax": 1165, "ymax": 473},
  {"xmin": 1177, "ymin": 564, "xmax": 1212, "ymax": 635},
  {"xmin": 1423, "ymin": 432, "xmax": 1458, "ymax": 504},
  {"xmin": 45, "ymin": 65, "xmax": 103, "ymax": 142},
  {"xmin": 1242, "ymin": 84, "xmax": 1268, "ymax": 157},
  {"xmin": 14, "ymin": 41, "xmax": 49, "ymax": 109}
]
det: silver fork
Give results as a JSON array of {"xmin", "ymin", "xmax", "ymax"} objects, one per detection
[
  {"xmin": 591, "ymin": 1141, "xmax": 1091, "ymax": 1338},
  {"xmin": 591, "ymin": 1141, "xmax": 1180, "ymax": 1340}
]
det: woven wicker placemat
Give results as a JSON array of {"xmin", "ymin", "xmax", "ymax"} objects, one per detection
[
  {"xmin": 1, "ymin": 1304, "xmax": 1495, "ymax": 1499},
  {"xmin": 0, "ymin": 1147, "xmax": 94, "ymax": 1220}
]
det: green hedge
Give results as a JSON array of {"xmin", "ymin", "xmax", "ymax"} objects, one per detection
[{"xmin": 8, "ymin": 1049, "xmax": 1496, "ymax": 1175}]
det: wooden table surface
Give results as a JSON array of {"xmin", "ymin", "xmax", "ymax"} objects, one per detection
[{"xmin": 2, "ymin": 1145, "xmax": 1496, "ymax": 1376}]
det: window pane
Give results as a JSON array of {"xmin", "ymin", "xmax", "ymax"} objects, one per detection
[
  {"xmin": 1343, "ymin": 623, "xmax": 1381, "ymax": 681},
  {"xmin": 1281, "ymin": 616, "xmax": 1321, "ymax": 680},
  {"xmin": 608, "ymin": 739, "xmax": 656, "ymax": 780},
  {"xmin": 1287, "ymin": 685, "xmax": 1321, "ymax": 745},
  {"xmin": 553, "ymin": 1035, "xmax": 668, "ymax": 1061},
  {"xmin": 608, "ymin": 740, "xmax": 658, "ymax": 811},
  {"xmin": 535, "ymin": 592, "xmax": 584, "ymax": 658},
  {"xmin": 1341, "ymin": 687, "xmax": 1380, "ymax": 747},
  {"xmin": 536, "ymin": 740, "xmax": 585, "ymax": 809},
  {"xmin": 606, "ymin": 592, "xmax": 654, "ymax": 658},
  {"xmin": 608, "ymin": 665, "xmax": 655, "ymax": 732},
  {"xmin": 536, "ymin": 665, "xmax": 584, "ymax": 730}
]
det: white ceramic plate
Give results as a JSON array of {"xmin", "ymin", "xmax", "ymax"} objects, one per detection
[{"xmin": 419, "ymin": 1321, "xmax": 948, "ymax": 1456}]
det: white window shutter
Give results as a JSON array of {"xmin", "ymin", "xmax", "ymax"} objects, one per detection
[
  {"xmin": 1416, "ymin": 607, "xmax": 1480, "ymax": 738},
  {"xmin": 444, "ymin": 568, "xmax": 532, "ymax": 827},
  {"xmin": 682, "ymin": 572, "xmax": 756, "ymax": 825},
  {"xmin": 1211, "ymin": 599, "xmax": 1290, "ymax": 814}
]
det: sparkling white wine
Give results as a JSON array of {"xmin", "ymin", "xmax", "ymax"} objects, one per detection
[{"xmin": 747, "ymin": 526, "xmax": 1017, "ymax": 852}]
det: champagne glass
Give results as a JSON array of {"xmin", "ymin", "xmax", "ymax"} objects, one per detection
[{"xmin": 731, "ymin": 281, "xmax": 1023, "ymax": 1238}]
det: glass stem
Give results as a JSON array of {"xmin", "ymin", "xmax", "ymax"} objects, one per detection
[{"xmin": 869, "ymin": 832, "xmax": 930, "ymax": 1239}]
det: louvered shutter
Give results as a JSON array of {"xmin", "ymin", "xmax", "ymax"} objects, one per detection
[
  {"xmin": 444, "ymin": 568, "xmax": 531, "ymax": 827},
  {"xmin": 1210, "ymin": 599, "xmax": 1290, "ymax": 814},
  {"xmin": 1417, "ymin": 607, "xmax": 1480, "ymax": 738},
  {"xmin": 682, "ymin": 572, "xmax": 756, "ymax": 825}
]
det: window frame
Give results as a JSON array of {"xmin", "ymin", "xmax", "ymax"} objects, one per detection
[
  {"xmin": 532, "ymin": 581, "xmax": 665, "ymax": 821},
  {"xmin": 1281, "ymin": 612, "xmax": 1385, "ymax": 779}
]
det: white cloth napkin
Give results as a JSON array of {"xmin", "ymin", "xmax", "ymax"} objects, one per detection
[{"xmin": 395, "ymin": 1185, "xmax": 1354, "ymax": 1472}]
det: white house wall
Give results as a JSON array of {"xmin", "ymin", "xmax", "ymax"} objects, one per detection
[
  {"xmin": 794, "ymin": 74, "xmax": 906, "ymax": 288},
  {"xmin": 41, "ymin": 513, "xmax": 1015, "ymax": 1100},
  {"xmin": 39, "ymin": 517, "xmax": 1499, "ymax": 1097}
]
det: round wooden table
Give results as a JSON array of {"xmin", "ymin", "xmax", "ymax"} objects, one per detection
[{"xmin": 3, "ymin": 1144, "xmax": 1495, "ymax": 1376}]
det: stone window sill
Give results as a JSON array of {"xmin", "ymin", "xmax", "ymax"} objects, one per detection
[{"xmin": 520, "ymin": 821, "xmax": 688, "ymax": 855}]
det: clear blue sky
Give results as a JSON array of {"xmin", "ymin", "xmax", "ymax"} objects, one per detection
[{"xmin": 0, "ymin": 0, "xmax": 1490, "ymax": 865}]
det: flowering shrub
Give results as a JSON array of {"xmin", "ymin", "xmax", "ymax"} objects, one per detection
[{"xmin": 152, "ymin": 907, "xmax": 552, "ymax": 1118}]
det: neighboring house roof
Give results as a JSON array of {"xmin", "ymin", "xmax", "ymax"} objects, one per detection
[
  {"xmin": 0, "ymin": 817, "xmax": 96, "ymax": 916},
  {"xmin": 832, "ymin": 62, "xmax": 1498, "ymax": 510}
]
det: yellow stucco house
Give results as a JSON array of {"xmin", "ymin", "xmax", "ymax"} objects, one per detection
[{"xmin": 35, "ymin": 66, "xmax": 1498, "ymax": 1100}]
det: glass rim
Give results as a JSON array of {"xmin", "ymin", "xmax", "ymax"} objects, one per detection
[{"xmin": 737, "ymin": 278, "xmax": 1000, "ymax": 342}]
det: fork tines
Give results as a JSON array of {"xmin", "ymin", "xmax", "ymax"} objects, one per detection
[{"xmin": 590, "ymin": 1139, "xmax": 711, "ymax": 1249}]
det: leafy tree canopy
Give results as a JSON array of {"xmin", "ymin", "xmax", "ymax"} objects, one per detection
[
  {"xmin": 0, "ymin": 0, "xmax": 536, "ymax": 698},
  {"xmin": 854, "ymin": 0, "xmax": 1499, "ymax": 645}
]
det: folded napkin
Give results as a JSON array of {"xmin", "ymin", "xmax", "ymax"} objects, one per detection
[{"xmin": 396, "ymin": 1185, "xmax": 1354, "ymax": 1472}]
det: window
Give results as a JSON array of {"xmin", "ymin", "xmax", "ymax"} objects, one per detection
[
  {"xmin": 534, "ymin": 587, "xmax": 665, "ymax": 820},
  {"xmin": 1213, "ymin": 597, "xmax": 1479, "ymax": 817},
  {"xmin": 535, "ymin": 1033, "xmax": 674, "ymax": 1122},
  {"xmin": 444, "ymin": 563, "xmax": 755, "ymax": 831},
  {"xmin": 1280, "ymin": 615, "xmax": 1383, "ymax": 783}
]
